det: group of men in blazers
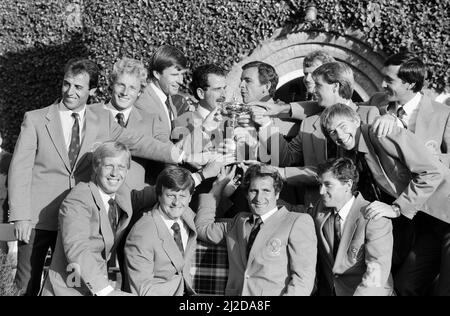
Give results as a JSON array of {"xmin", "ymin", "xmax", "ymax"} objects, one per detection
[{"xmin": 6, "ymin": 42, "xmax": 450, "ymax": 296}]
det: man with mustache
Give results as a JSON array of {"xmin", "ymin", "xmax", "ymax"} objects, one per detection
[{"xmin": 320, "ymin": 103, "xmax": 450, "ymax": 296}]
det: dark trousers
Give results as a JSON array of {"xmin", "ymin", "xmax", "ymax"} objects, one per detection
[
  {"xmin": 15, "ymin": 229, "xmax": 57, "ymax": 296},
  {"xmin": 395, "ymin": 212, "xmax": 450, "ymax": 296}
]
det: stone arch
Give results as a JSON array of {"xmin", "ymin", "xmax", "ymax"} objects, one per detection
[{"xmin": 226, "ymin": 29, "xmax": 387, "ymax": 102}]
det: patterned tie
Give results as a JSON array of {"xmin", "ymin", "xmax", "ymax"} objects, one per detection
[
  {"xmin": 171, "ymin": 222, "xmax": 184, "ymax": 255},
  {"xmin": 116, "ymin": 112, "xmax": 126, "ymax": 127},
  {"xmin": 396, "ymin": 106, "xmax": 408, "ymax": 128},
  {"xmin": 68, "ymin": 112, "xmax": 81, "ymax": 169},
  {"xmin": 165, "ymin": 98, "xmax": 175, "ymax": 129},
  {"xmin": 108, "ymin": 198, "xmax": 118, "ymax": 235},
  {"xmin": 246, "ymin": 215, "xmax": 263, "ymax": 258},
  {"xmin": 333, "ymin": 212, "xmax": 342, "ymax": 259}
]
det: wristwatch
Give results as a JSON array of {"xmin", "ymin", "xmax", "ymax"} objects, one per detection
[{"xmin": 391, "ymin": 204, "xmax": 401, "ymax": 218}]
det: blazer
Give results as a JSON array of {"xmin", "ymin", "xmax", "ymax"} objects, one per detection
[
  {"xmin": 95, "ymin": 103, "xmax": 171, "ymax": 188},
  {"xmin": 40, "ymin": 181, "xmax": 157, "ymax": 296},
  {"xmin": 124, "ymin": 205, "xmax": 197, "ymax": 296},
  {"xmin": 195, "ymin": 193, "xmax": 317, "ymax": 296},
  {"xmin": 135, "ymin": 83, "xmax": 190, "ymax": 136},
  {"xmin": 359, "ymin": 124, "xmax": 450, "ymax": 224},
  {"xmin": 266, "ymin": 103, "xmax": 379, "ymax": 207},
  {"xmin": 8, "ymin": 101, "xmax": 180, "ymax": 231},
  {"xmin": 369, "ymin": 92, "xmax": 450, "ymax": 167},
  {"xmin": 310, "ymin": 193, "xmax": 394, "ymax": 296}
]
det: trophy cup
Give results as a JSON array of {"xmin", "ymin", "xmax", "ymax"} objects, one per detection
[{"xmin": 220, "ymin": 101, "xmax": 257, "ymax": 161}]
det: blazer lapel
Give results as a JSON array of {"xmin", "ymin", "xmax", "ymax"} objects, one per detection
[
  {"xmin": 238, "ymin": 215, "xmax": 251, "ymax": 266},
  {"xmin": 113, "ymin": 188, "xmax": 133, "ymax": 242},
  {"xmin": 359, "ymin": 126, "xmax": 396, "ymax": 196},
  {"xmin": 152, "ymin": 207, "xmax": 184, "ymax": 273},
  {"xmin": 333, "ymin": 195, "xmax": 362, "ymax": 270},
  {"xmin": 76, "ymin": 105, "xmax": 100, "ymax": 167},
  {"xmin": 127, "ymin": 107, "xmax": 143, "ymax": 127},
  {"xmin": 45, "ymin": 102, "xmax": 71, "ymax": 172},
  {"xmin": 414, "ymin": 95, "xmax": 433, "ymax": 136},
  {"xmin": 319, "ymin": 209, "xmax": 334, "ymax": 264},
  {"xmin": 181, "ymin": 210, "xmax": 197, "ymax": 256},
  {"xmin": 311, "ymin": 116, "xmax": 327, "ymax": 159},
  {"xmin": 89, "ymin": 182, "xmax": 115, "ymax": 257}
]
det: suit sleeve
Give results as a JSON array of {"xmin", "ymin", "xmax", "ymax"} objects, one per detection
[
  {"xmin": 195, "ymin": 193, "xmax": 234, "ymax": 245},
  {"xmin": 108, "ymin": 112, "xmax": 182, "ymax": 164},
  {"xmin": 124, "ymin": 217, "xmax": 157, "ymax": 296},
  {"xmin": 354, "ymin": 217, "xmax": 393, "ymax": 296},
  {"xmin": 59, "ymin": 189, "xmax": 110, "ymax": 294},
  {"xmin": 438, "ymin": 109, "xmax": 450, "ymax": 167},
  {"xmin": 366, "ymin": 106, "xmax": 380, "ymax": 125},
  {"xmin": 284, "ymin": 213, "xmax": 317, "ymax": 296},
  {"xmin": 289, "ymin": 101, "xmax": 322, "ymax": 121},
  {"xmin": 8, "ymin": 112, "xmax": 37, "ymax": 222},
  {"xmin": 379, "ymin": 130, "xmax": 444, "ymax": 218}
]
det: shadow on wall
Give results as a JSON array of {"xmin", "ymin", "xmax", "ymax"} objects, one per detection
[{"xmin": 0, "ymin": 34, "xmax": 89, "ymax": 153}]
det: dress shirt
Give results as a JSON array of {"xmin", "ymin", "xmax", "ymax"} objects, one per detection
[
  {"xmin": 150, "ymin": 81, "xmax": 172, "ymax": 125},
  {"xmin": 335, "ymin": 196, "xmax": 355, "ymax": 232},
  {"xmin": 58, "ymin": 102, "xmax": 86, "ymax": 150},
  {"xmin": 97, "ymin": 186, "xmax": 116, "ymax": 216},
  {"xmin": 196, "ymin": 105, "xmax": 211, "ymax": 120},
  {"xmin": 158, "ymin": 206, "xmax": 189, "ymax": 250},
  {"xmin": 398, "ymin": 93, "xmax": 422, "ymax": 132},
  {"xmin": 259, "ymin": 207, "xmax": 279, "ymax": 223}
]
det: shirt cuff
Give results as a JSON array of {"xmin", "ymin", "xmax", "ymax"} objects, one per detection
[
  {"xmin": 95, "ymin": 285, "xmax": 114, "ymax": 296},
  {"xmin": 178, "ymin": 150, "xmax": 185, "ymax": 164},
  {"xmin": 191, "ymin": 173, "xmax": 202, "ymax": 187}
]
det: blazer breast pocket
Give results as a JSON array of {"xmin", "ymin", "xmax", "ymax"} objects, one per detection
[{"xmin": 261, "ymin": 238, "xmax": 286, "ymax": 261}]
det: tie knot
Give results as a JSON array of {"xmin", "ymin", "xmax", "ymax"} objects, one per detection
[
  {"xmin": 251, "ymin": 215, "xmax": 263, "ymax": 226},
  {"xmin": 108, "ymin": 198, "xmax": 116, "ymax": 207},
  {"xmin": 72, "ymin": 112, "xmax": 79, "ymax": 120},
  {"xmin": 171, "ymin": 222, "xmax": 181, "ymax": 232}
]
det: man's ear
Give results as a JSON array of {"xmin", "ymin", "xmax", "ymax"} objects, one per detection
[
  {"xmin": 333, "ymin": 82, "xmax": 339, "ymax": 94},
  {"xmin": 89, "ymin": 88, "xmax": 97, "ymax": 97},
  {"xmin": 346, "ymin": 180, "xmax": 353, "ymax": 193},
  {"xmin": 263, "ymin": 82, "xmax": 271, "ymax": 95},
  {"xmin": 197, "ymin": 88, "xmax": 205, "ymax": 100},
  {"xmin": 153, "ymin": 70, "xmax": 161, "ymax": 81}
]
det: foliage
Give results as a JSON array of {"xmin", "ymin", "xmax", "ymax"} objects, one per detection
[
  {"xmin": 0, "ymin": 250, "xmax": 20, "ymax": 296},
  {"xmin": 0, "ymin": 0, "xmax": 448, "ymax": 152}
]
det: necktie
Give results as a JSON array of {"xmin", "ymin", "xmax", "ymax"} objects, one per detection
[
  {"xmin": 246, "ymin": 216, "xmax": 263, "ymax": 258},
  {"xmin": 165, "ymin": 98, "xmax": 175, "ymax": 129},
  {"xmin": 116, "ymin": 112, "xmax": 126, "ymax": 127},
  {"xmin": 68, "ymin": 112, "xmax": 81, "ymax": 169},
  {"xmin": 171, "ymin": 222, "xmax": 184, "ymax": 255},
  {"xmin": 396, "ymin": 106, "xmax": 408, "ymax": 128},
  {"xmin": 108, "ymin": 198, "xmax": 118, "ymax": 234},
  {"xmin": 333, "ymin": 212, "xmax": 342, "ymax": 259}
]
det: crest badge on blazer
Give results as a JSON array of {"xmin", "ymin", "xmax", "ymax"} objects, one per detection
[{"xmin": 267, "ymin": 238, "xmax": 282, "ymax": 256}]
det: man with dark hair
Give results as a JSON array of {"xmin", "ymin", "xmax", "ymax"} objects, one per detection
[
  {"xmin": 320, "ymin": 103, "xmax": 450, "ymax": 296},
  {"xmin": 303, "ymin": 51, "xmax": 336, "ymax": 101},
  {"xmin": 240, "ymin": 61, "xmax": 279, "ymax": 104},
  {"xmin": 135, "ymin": 45, "xmax": 191, "ymax": 135},
  {"xmin": 258, "ymin": 62, "xmax": 379, "ymax": 207},
  {"xmin": 311, "ymin": 158, "xmax": 393, "ymax": 296},
  {"xmin": 370, "ymin": 51, "xmax": 450, "ymax": 167},
  {"xmin": 195, "ymin": 164, "xmax": 317, "ymax": 296},
  {"xmin": 124, "ymin": 166, "xmax": 197, "ymax": 296},
  {"xmin": 8, "ymin": 57, "xmax": 203, "ymax": 295},
  {"xmin": 172, "ymin": 64, "xmax": 227, "ymax": 154},
  {"xmin": 41, "ymin": 141, "xmax": 157, "ymax": 296}
]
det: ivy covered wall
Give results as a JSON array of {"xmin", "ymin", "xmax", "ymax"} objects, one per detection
[{"xmin": 0, "ymin": 0, "xmax": 448, "ymax": 151}]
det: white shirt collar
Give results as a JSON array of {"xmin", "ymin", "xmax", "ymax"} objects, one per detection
[
  {"xmin": 58, "ymin": 101, "xmax": 86, "ymax": 122},
  {"xmin": 258, "ymin": 207, "xmax": 279, "ymax": 223},
  {"xmin": 196, "ymin": 105, "xmax": 211, "ymax": 120},
  {"xmin": 150, "ymin": 81, "xmax": 168, "ymax": 105},
  {"xmin": 336, "ymin": 196, "xmax": 355, "ymax": 223},
  {"xmin": 97, "ymin": 185, "xmax": 115, "ymax": 215},
  {"xmin": 105, "ymin": 102, "xmax": 133, "ymax": 124},
  {"xmin": 402, "ymin": 92, "xmax": 422, "ymax": 116}
]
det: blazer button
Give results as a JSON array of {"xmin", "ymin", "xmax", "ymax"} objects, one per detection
[
  {"xmin": 245, "ymin": 275, "xmax": 250, "ymax": 279},
  {"xmin": 334, "ymin": 274, "xmax": 339, "ymax": 279}
]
